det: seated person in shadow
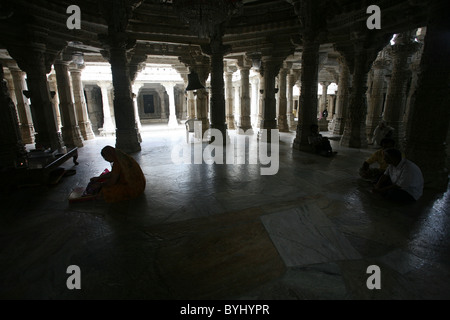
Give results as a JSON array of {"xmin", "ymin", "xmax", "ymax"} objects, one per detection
[
  {"xmin": 308, "ymin": 124, "xmax": 336, "ymax": 157},
  {"xmin": 370, "ymin": 120, "xmax": 394, "ymax": 147},
  {"xmin": 89, "ymin": 146, "xmax": 146, "ymax": 203},
  {"xmin": 359, "ymin": 138, "xmax": 396, "ymax": 183},
  {"xmin": 372, "ymin": 148, "xmax": 424, "ymax": 203}
]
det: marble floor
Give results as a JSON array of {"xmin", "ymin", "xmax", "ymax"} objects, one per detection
[{"xmin": 1, "ymin": 123, "xmax": 449, "ymax": 300}]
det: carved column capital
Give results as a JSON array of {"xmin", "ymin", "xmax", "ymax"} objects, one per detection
[
  {"xmin": 129, "ymin": 53, "xmax": 147, "ymax": 82},
  {"xmin": 372, "ymin": 57, "xmax": 389, "ymax": 70},
  {"xmin": 261, "ymin": 56, "xmax": 285, "ymax": 77},
  {"xmin": 7, "ymin": 43, "xmax": 47, "ymax": 75},
  {"xmin": 388, "ymin": 42, "xmax": 421, "ymax": 60},
  {"xmin": 236, "ymin": 55, "xmax": 252, "ymax": 70}
]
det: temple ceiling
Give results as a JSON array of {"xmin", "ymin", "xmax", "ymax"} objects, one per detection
[{"xmin": 0, "ymin": 0, "xmax": 436, "ymax": 70}]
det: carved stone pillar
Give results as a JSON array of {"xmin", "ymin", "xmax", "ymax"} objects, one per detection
[
  {"xmin": 187, "ymin": 90, "xmax": 196, "ymax": 119},
  {"xmin": 8, "ymin": 44, "xmax": 64, "ymax": 151},
  {"xmin": 287, "ymin": 70, "xmax": 299, "ymax": 130},
  {"xmin": 366, "ymin": 53, "xmax": 389, "ymax": 141},
  {"xmin": 54, "ymin": 60, "xmax": 83, "ymax": 148},
  {"xmin": 328, "ymin": 95, "xmax": 336, "ymax": 120},
  {"xmin": 131, "ymin": 83, "xmax": 143, "ymax": 130},
  {"xmin": 159, "ymin": 88, "xmax": 168, "ymax": 119},
  {"xmin": 238, "ymin": 66, "xmax": 252, "ymax": 132},
  {"xmin": 293, "ymin": 39, "xmax": 320, "ymax": 151},
  {"xmin": 194, "ymin": 63, "xmax": 210, "ymax": 135},
  {"xmin": 84, "ymin": 86, "xmax": 101, "ymax": 135},
  {"xmin": 225, "ymin": 68, "xmax": 235, "ymax": 129},
  {"xmin": 291, "ymin": 0, "xmax": 329, "ymax": 150},
  {"xmin": 277, "ymin": 67, "xmax": 289, "ymax": 132},
  {"xmin": 257, "ymin": 73, "xmax": 264, "ymax": 129},
  {"xmin": 0, "ymin": 64, "xmax": 26, "ymax": 167},
  {"xmin": 295, "ymin": 79, "xmax": 301, "ymax": 118},
  {"xmin": 179, "ymin": 82, "xmax": 188, "ymax": 121},
  {"xmin": 129, "ymin": 55, "xmax": 146, "ymax": 141},
  {"xmin": 209, "ymin": 27, "xmax": 228, "ymax": 142},
  {"xmin": 405, "ymin": 4, "xmax": 450, "ymax": 190},
  {"xmin": 402, "ymin": 45, "xmax": 423, "ymax": 149},
  {"xmin": 196, "ymin": 89, "xmax": 209, "ymax": 134},
  {"xmin": 165, "ymin": 83, "xmax": 178, "ymax": 127},
  {"xmin": 70, "ymin": 65, "xmax": 95, "ymax": 141},
  {"xmin": 383, "ymin": 32, "xmax": 419, "ymax": 146},
  {"xmin": 10, "ymin": 67, "xmax": 35, "ymax": 144},
  {"xmin": 339, "ymin": 48, "xmax": 370, "ymax": 148},
  {"xmin": 250, "ymin": 77, "xmax": 259, "ymax": 128},
  {"xmin": 4, "ymin": 70, "xmax": 16, "ymax": 106},
  {"xmin": 109, "ymin": 41, "xmax": 141, "ymax": 152},
  {"xmin": 98, "ymin": 82, "xmax": 115, "ymax": 136},
  {"xmin": 337, "ymin": 34, "xmax": 388, "ymax": 149},
  {"xmin": 48, "ymin": 73, "xmax": 62, "ymax": 131},
  {"xmin": 131, "ymin": 83, "xmax": 143, "ymax": 142},
  {"xmin": 318, "ymin": 81, "xmax": 330, "ymax": 131},
  {"xmin": 319, "ymin": 81, "xmax": 330, "ymax": 117},
  {"xmin": 234, "ymin": 85, "xmax": 240, "ymax": 128},
  {"xmin": 99, "ymin": 1, "xmax": 141, "ymax": 152},
  {"xmin": 258, "ymin": 55, "xmax": 285, "ymax": 142}
]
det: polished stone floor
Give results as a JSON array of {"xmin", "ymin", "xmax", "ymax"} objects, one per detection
[{"xmin": 1, "ymin": 123, "xmax": 449, "ymax": 300}]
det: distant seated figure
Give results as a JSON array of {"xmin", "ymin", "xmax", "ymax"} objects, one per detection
[
  {"xmin": 359, "ymin": 138, "xmax": 396, "ymax": 182},
  {"xmin": 89, "ymin": 146, "xmax": 146, "ymax": 203},
  {"xmin": 371, "ymin": 120, "xmax": 394, "ymax": 146},
  {"xmin": 372, "ymin": 148, "xmax": 424, "ymax": 203},
  {"xmin": 308, "ymin": 124, "xmax": 335, "ymax": 157}
]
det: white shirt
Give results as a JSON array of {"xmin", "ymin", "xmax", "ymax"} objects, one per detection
[{"xmin": 385, "ymin": 158, "xmax": 424, "ymax": 200}]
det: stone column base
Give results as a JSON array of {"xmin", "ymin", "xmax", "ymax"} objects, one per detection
[
  {"xmin": 258, "ymin": 129, "xmax": 279, "ymax": 144},
  {"xmin": 168, "ymin": 114, "xmax": 179, "ymax": 127},
  {"xmin": 237, "ymin": 127, "xmax": 254, "ymax": 135},
  {"xmin": 293, "ymin": 139, "xmax": 314, "ymax": 152},
  {"xmin": 61, "ymin": 126, "xmax": 84, "ymax": 148},
  {"xmin": 256, "ymin": 115, "xmax": 263, "ymax": 129},
  {"xmin": 258, "ymin": 119, "xmax": 278, "ymax": 143},
  {"xmin": 287, "ymin": 114, "xmax": 296, "ymax": 130},
  {"xmin": 238, "ymin": 116, "xmax": 252, "ymax": 133},
  {"xmin": 78, "ymin": 121, "xmax": 96, "ymax": 140},
  {"xmin": 115, "ymin": 128, "xmax": 141, "ymax": 153},
  {"xmin": 20, "ymin": 125, "xmax": 35, "ymax": 144},
  {"xmin": 99, "ymin": 128, "xmax": 116, "ymax": 137},
  {"xmin": 340, "ymin": 122, "xmax": 368, "ymax": 149},
  {"xmin": 198, "ymin": 118, "xmax": 210, "ymax": 136},
  {"xmin": 208, "ymin": 122, "xmax": 229, "ymax": 145},
  {"xmin": 226, "ymin": 115, "xmax": 236, "ymax": 130},
  {"xmin": 292, "ymin": 124, "xmax": 313, "ymax": 152},
  {"xmin": 278, "ymin": 115, "xmax": 289, "ymax": 132},
  {"xmin": 332, "ymin": 118, "xmax": 345, "ymax": 136}
]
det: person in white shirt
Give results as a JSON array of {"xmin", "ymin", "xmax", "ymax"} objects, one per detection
[{"xmin": 372, "ymin": 148, "xmax": 424, "ymax": 203}]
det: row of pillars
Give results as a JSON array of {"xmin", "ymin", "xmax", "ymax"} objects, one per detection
[
  {"xmin": 292, "ymin": 0, "xmax": 450, "ymax": 190},
  {"xmin": 186, "ymin": 58, "xmax": 302, "ymax": 141},
  {"xmin": 221, "ymin": 65, "xmax": 300, "ymax": 133},
  {"xmin": 1, "ymin": 1, "xmax": 449, "ymax": 190},
  {"xmin": 4, "ymin": 60, "xmax": 96, "ymax": 150}
]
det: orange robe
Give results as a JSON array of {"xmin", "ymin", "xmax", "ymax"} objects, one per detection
[{"xmin": 101, "ymin": 149, "xmax": 146, "ymax": 203}]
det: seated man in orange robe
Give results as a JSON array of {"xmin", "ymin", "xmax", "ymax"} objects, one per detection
[{"xmin": 90, "ymin": 146, "xmax": 146, "ymax": 203}]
